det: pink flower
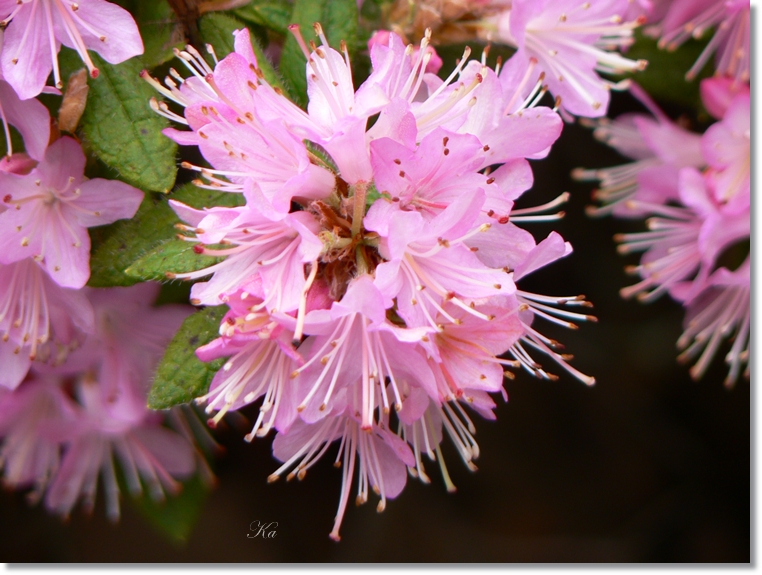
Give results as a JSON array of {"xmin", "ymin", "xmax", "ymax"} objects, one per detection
[
  {"xmin": 169, "ymin": 191, "xmax": 323, "ymax": 311},
  {"xmin": 0, "ymin": 259, "xmax": 94, "ymax": 390},
  {"xmin": 700, "ymin": 92, "xmax": 749, "ymax": 211},
  {"xmin": 0, "ymin": 0, "xmax": 144, "ymax": 99},
  {"xmin": 44, "ymin": 379, "xmax": 195, "ymax": 521},
  {"xmin": 269, "ymin": 411, "xmax": 413, "ymax": 541},
  {"xmin": 0, "ymin": 137, "xmax": 144, "ymax": 288},
  {"xmin": 489, "ymin": 0, "xmax": 647, "ymax": 117},
  {"xmin": 648, "ymin": 0, "xmax": 750, "ymax": 82},
  {"xmin": 194, "ymin": 286, "xmax": 303, "ymax": 439},
  {"xmin": 0, "ymin": 378, "xmax": 76, "ymax": 497},
  {"xmin": 575, "ymin": 84, "xmax": 704, "ymax": 217},
  {"xmin": 54, "ymin": 283, "xmax": 192, "ymax": 399},
  {"xmin": 150, "ymin": 25, "xmax": 595, "ymax": 538},
  {"xmin": 0, "ymin": 80, "xmax": 51, "ymax": 160},
  {"xmin": 677, "ymin": 258, "xmax": 749, "ymax": 386}
]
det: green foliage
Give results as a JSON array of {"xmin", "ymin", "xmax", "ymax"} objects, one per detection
[
  {"xmin": 148, "ymin": 305, "xmax": 228, "ymax": 410},
  {"xmin": 88, "ymin": 193, "xmax": 178, "ymax": 287},
  {"xmin": 79, "ymin": 53, "xmax": 177, "ymax": 193},
  {"xmin": 88, "ymin": 183, "xmax": 244, "ymax": 287},
  {"xmin": 198, "ymin": 12, "xmax": 288, "ymax": 94},
  {"xmin": 234, "ymin": 0, "xmax": 293, "ymax": 35},
  {"xmin": 125, "ymin": 238, "xmax": 220, "ymax": 282},
  {"xmin": 624, "ymin": 31, "xmax": 712, "ymax": 113},
  {"xmin": 113, "ymin": 0, "xmax": 184, "ymax": 68},
  {"xmin": 130, "ymin": 475, "xmax": 211, "ymax": 544},
  {"xmin": 280, "ymin": 0, "xmax": 359, "ymax": 107}
]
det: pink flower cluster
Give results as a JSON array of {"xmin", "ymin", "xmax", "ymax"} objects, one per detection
[
  {"xmin": 0, "ymin": 2, "xmax": 211, "ymax": 519},
  {"xmin": 577, "ymin": 78, "xmax": 749, "ymax": 386},
  {"xmin": 147, "ymin": 27, "xmax": 596, "ymax": 540}
]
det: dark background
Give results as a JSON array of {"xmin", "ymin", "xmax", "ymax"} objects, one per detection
[{"xmin": 0, "ymin": 86, "xmax": 751, "ymax": 563}]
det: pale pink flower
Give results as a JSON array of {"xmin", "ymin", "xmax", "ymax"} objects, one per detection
[
  {"xmin": 53, "ymin": 283, "xmax": 192, "ymax": 398},
  {"xmin": 168, "ymin": 191, "xmax": 323, "ymax": 311},
  {"xmin": 0, "ymin": 80, "xmax": 51, "ymax": 160},
  {"xmin": 150, "ymin": 25, "xmax": 595, "ymax": 538},
  {"xmin": 488, "ymin": 0, "xmax": 647, "ymax": 117},
  {"xmin": 0, "ymin": 259, "xmax": 94, "ymax": 390},
  {"xmin": 0, "ymin": 137, "xmax": 143, "ymax": 288},
  {"xmin": 700, "ymin": 92, "xmax": 749, "ymax": 212},
  {"xmin": 269, "ymin": 411, "xmax": 413, "ymax": 541},
  {"xmin": 0, "ymin": 377, "xmax": 76, "ymax": 497},
  {"xmin": 194, "ymin": 285, "xmax": 303, "ymax": 439},
  {"xmin": 0, "ymin": 0, "xmax": 144, "ymax": 99}
]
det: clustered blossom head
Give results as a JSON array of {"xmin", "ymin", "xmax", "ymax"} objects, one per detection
[
  {"xmin": 577, "ymin": 77, "xmax": 749, "ymax": 386},
  {"xmin": 0, "ymin": 19, "xmax": 213, "ymax": 515},
  {"xmin": 147, "ymin": 25, "xmax": 596, "ymax": 540}
]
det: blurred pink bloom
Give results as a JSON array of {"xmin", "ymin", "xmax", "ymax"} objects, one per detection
[
  {"xmin": 575, "ymin": 85, "xmax": 704, "ymax": 217},
  {"xmin": 647, "ymin": 0, "xmax": 750, "ymax": 82},
  {"xmin": 0, "ymin": 378, "xmax": 76, "ymax": 496},
  {"xmin": 44, "ymin": 379, "xmax": 195, "ymax": 521},
  {"xmin": 677, "ymin": 258, "xmax": 749, "ymax": 386},
  {"xmin": 0, "ymin": 137, "xmax": 143, "ymax": 288},
  {"xmin": 0, "ymin": 259, "xmax": 94, "ymax": 390},
  {"xmin": 0, "ymin": 0, "xmax": 144, "ymax": 99}
]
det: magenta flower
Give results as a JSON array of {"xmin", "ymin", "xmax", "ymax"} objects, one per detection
[
  {"xmin": 0, "ymin": 137, "xmax": 143, "ymax": 288},
  {"xmin": 0, "ymin": 0, "xmax": 144, "ymax": 100}
]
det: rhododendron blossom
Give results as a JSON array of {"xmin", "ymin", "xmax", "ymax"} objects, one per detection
[
  {"xmin": 579, "ymin": 79, "xmax": 750, "ymax": 385},
  {"xmin": 0, "ymin": 0, "xmax": 144, "ymax": 99},
  {"xmin": 0, "ymin": 137, "xmax": 144, "ymax": 288},
  {"xmin": 147, "ymin": 25, "xmax": 595, "ymax": 539},
  {"xmin": 482, "ymin": 0, "xmax": 648, "ymax": 117}
]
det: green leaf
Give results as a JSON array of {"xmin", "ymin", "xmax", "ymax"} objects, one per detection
[
  {"xmin": 130, "ymin": 474, "xmax": 211, "ymax": 544},
  {"xmin": 234, "ymin": 1, "xmax": 292, "ymax": 35},
  {"xmin": 111, "ymin": 0, "xmax": 184, "ymax": 69},
  {"xmin": 198, "ymin": 12, "xmax": 239, "ymax": 58},
  {"xmin": 88, "ymin": 183, "xmax": 244, "ymax": 288},
  {"xmin": 88, "ymin": 193, "xmax": 177, "ymax": 287},
  {"xmin": 624, "ymin": 31, "xmax": 712, "ymax": 112},
  {"xmin": 125, "ymin": 238, "xmax": 221, "ymax": 282},
  {"xmin": 198, "ymin": 12, "xmax": 288, "ymax": 94},
  {"xmin": 79, "ymin": 53, "xmax": 177, "ymax": 192},
  {"xmin": 148, "ymin": 305, "xmax": 227, "ymax": 410}
]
